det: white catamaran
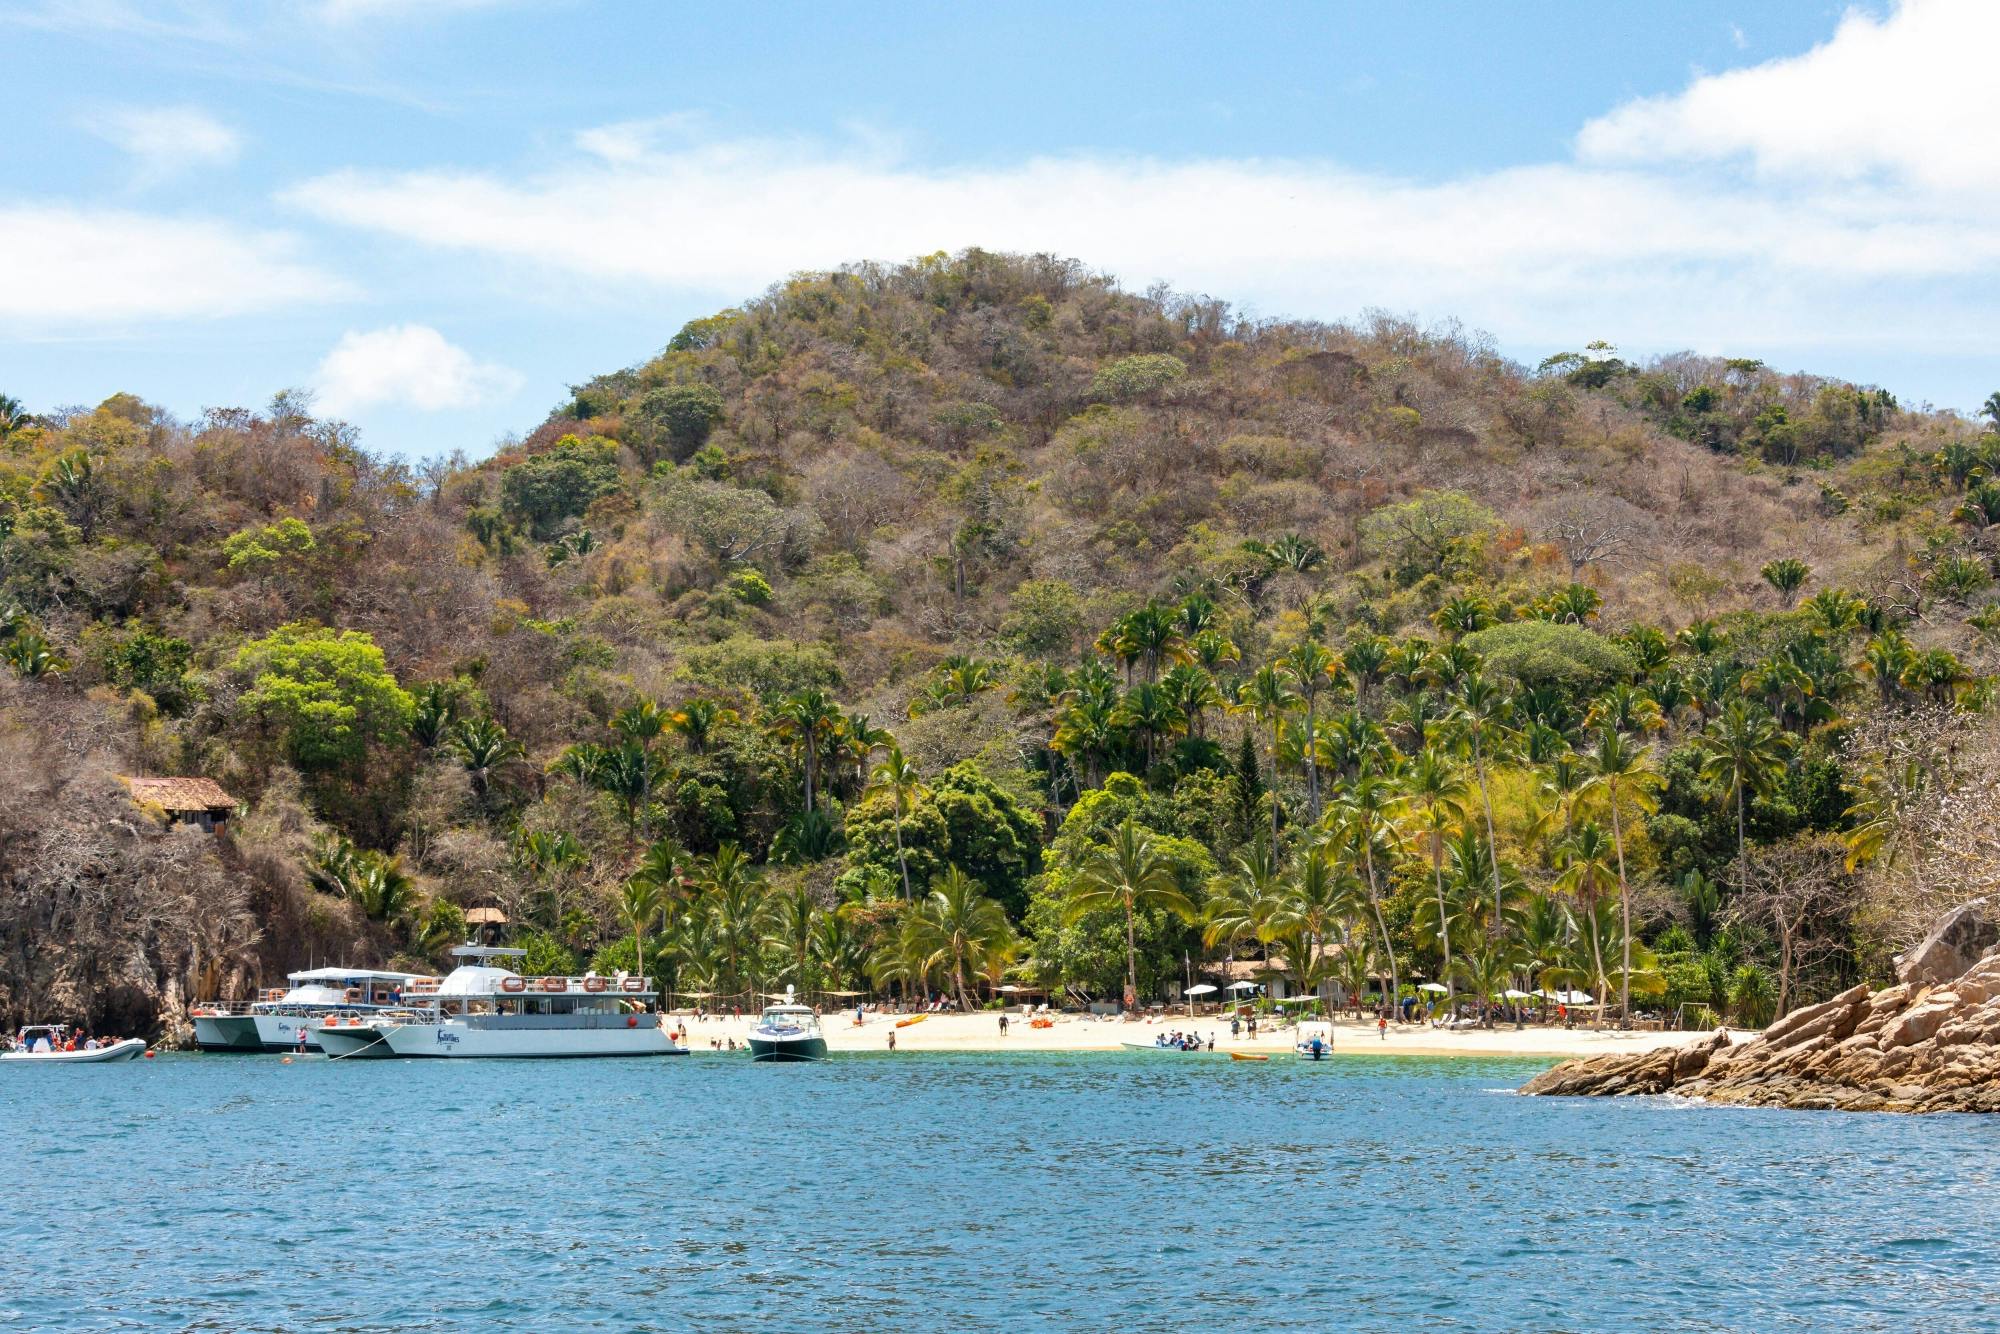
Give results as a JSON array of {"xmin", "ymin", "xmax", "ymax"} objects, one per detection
[
  {"xmin": 191, "ymin": 968, "xmax": 436, "ymax": 1053},
  {"xmin": 310, "ymin": 945, "xmax": 687, "ymax": 1059}
]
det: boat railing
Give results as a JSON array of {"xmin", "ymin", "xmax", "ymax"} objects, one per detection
[
  {"xmin": 488, "ymin": 974, "xmax": 652, "ymax": 996},
  {"xmin": 191, "ymin": 1000, "xmax": 258, "ymax": 1016}
]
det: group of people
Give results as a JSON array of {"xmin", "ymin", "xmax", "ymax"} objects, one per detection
[
  {"xmin": 1152, "ymin": 1030, "xmax": 1214, "ymax": 1051},
  {"xmin": 12, "ymin": 1028, "xmax": 121, "ymax": 1053}
]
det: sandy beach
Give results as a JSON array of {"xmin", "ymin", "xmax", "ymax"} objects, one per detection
[{"xmin": 666, "ymin": 1009, "xmax": 1723, "ymax": 1060}]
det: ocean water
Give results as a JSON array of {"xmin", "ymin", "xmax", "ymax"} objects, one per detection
[{"xmin": 4, "ymin": 1050, "xmax": 1998, "ymax": 1332}]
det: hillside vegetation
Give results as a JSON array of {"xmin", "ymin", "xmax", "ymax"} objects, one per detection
[{"xmin": 4, "ymin": 248, "xmax": 1999, "ymax": 1034}]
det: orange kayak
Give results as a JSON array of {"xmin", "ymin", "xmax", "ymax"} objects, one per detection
[
  {"xmin": 895, "ymin": 1015, "xmax": 928, "ymax": 1029},
  {"xmin": 1230, "ymin": 1052, "xmax": 1270, "ymax": 1062}
]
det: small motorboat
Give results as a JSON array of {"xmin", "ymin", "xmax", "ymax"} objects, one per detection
[
  {"xmin": 1294, "ymin": 1020, "xmax": 1335, "ymax": 1061},
  {"xmin": 2, "ymin": 1025, "xmax": 147, "ymax": 1063},
  {"xmin": 748, "ymin": 988, "xmax": 829, "ymax": 1062}
]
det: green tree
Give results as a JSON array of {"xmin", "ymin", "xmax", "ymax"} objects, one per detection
[
  {"xmin": 1694, "ymin": 700, "xmax": 1792, "ymax": 870},
  {"xmin": 908, "ymin": 867, "xmax": 1016, "ymax": 1009},
  {"xmin": 634, "ymin": 383, "xmax": 725, "ymax": 461},
  {"xmin": 865, "ymin": 741, "xmax": 927, "ymax": 899},
  {"xmin": 232, "ymin": 624, "xmax": 414, "ymax": 772},
  {"xmin": 1065, "ymin": 817, "xmax": 1197, "ymax": 1009},
  {"xmin": 501, "ymin": 434, "xmax": 622, "ymax": 539}
]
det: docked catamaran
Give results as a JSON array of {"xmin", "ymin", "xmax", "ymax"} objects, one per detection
[
  {"xmin": 310, "ymin": 945, "xmax": 687, "ymax": 1059},
  {"xmin": 191, "ymin": 968, "xmax": 435, "ymax": 1052}
]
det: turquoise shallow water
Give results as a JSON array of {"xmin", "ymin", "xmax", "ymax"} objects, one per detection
[{"xmin": 4, "ymin": 1051, "xmax": 1999, "ymax": 1332}]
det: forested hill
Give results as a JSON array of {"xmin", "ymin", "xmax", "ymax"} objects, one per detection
[{"xmin": 3, "ymin": 248, "xmax": 1997, "ymax": 1035}]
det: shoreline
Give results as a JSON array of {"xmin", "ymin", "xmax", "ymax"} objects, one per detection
[{"xmin": 664, "ymin": 1011, "xmax": 1723, "ymax": 1061}]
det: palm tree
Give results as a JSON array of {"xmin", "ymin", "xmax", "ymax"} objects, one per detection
[
  {"xmin": 1694, "ymin": 700, "xmax": 1791, "ymax": 871},
  {"xmin": 668, "ymin": 696, "xmax": 739, "ymax": 755},
  {"xmin": 772, "ymin": 688, "xmax": 840, "ymax": 813},
  {"xmin": 1279, "ymin": 640, "xmax": 1341, "ymax": 817},
  {"xmin": 701, "ymin": 843, "xmax": 770, "ymax": 1005},
  {"xmin": 451, "ymin": 716, "xmax": 523, "ymax": 802},
  {"xmin": 1065, "ymin": 818, "xmax": 1195, "ymax": 1010},
  {"xmin": 1760, "ymin": 557, "xmax": 1811, "ymax": 608},
  {"xmin": 1450, "ymin": 939, "xmax": 1520, "ymax": 1029},
  {"xmin": 1330, "ymin": 758, "xmax": 1403, "ymax": 1014},
  {"xmin": 1115, "ymin": 681, "xmax": 1187, "ymax": 770},
  {"xmin": 1399, "ymin": 746, "xmax": 1469, "ymax": 999},
  {"xmin": 1260, "ymin": 843, "xmax": 1352, "ymax": 1002},
  {"xmin": 865, "ymin": 741, "xmax": 928, "ymax": 899},
  {"xmin": 1553, "ymin": 822, "xmax": 1619, "ymax": 1017},
  {"xmin": 619, "ymin": 878, "xmax": 664, "ymax": 987},
  {"xmin": 909, "ymin": 867, "xmax": 1015, "ymax": 1010},
  {"xmin": 1234, "ymin": 665, "xmax": 1293, "ymax": 840},
  {"xmin": 1450, "ymin": 671, "xmax": 1512, "ymax": 944},
  {"xmin": 1584, "ymin": 727, "xmax": 1661, "ymax": 1028},
  {"xmin": 0, "ymin": 394, "xmax": 33, "ymax": 438}
]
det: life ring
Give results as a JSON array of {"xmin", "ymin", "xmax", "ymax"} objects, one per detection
[
  {"xmin": 584, "ymin": 977, "xmax": 607, "ymax": 993},
  {"xmin": 626, "ymin": 1016, "xmax": 638, "ymax": 1028},
  {"xmin": 500, "ymin": 977, "xmax": 525, "ymax": 993},
  {"xmin": 344, "ymin": 988, "xmax": 361, "ymax": 1003},
  {"xmin": 539, "ymin": 977, "xmax": 569, "ymax": 993},
  {"xmin": 619, "ymin": 977, "xmax": 643, "ymax": 992}
]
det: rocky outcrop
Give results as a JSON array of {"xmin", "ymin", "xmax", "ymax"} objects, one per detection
[
  {"xmin": 1895, "ymin": 896, "xmax": 1999, "ymax": 986},
  {"xmin": 1521, "ymin": 948, "xmax": 2000, "ymax": 1113}
]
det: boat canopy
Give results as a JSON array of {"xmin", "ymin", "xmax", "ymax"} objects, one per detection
[
  {"xmin": 287, "ymin": 967, "xmax": 430, "ymax": 984},
  {"xmin": 761, "ymin": 1004, "xmax": 816, "ymax": 1016},
  {"xmin": 450, "ymin": 944, "xmax": 528, "ymax": 960}
]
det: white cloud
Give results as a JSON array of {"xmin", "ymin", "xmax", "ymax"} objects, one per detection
[
  {"xmin": 84, "ymin": 104, "xmax": 242, "ymax": 184},
  {"xmin": 311, "ymin": 324, "xmax": 523, "ymax": 415},
  {"xmin": 313, "ymin": 0, "xmax": 513, "ymax": 23},
  {"xmin": 0, "ymin": 206, "xmax": 346, "ymax": 327},
  {"xmin": 1578, "ymin": 0, "xmax": 2000, "ymax": 194},
  {"xmin": 277, "ymin": 0, "xmax": 2000, "ymax": 365}
]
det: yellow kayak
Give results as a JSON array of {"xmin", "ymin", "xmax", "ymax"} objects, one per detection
[
  {"xmin": 1230, "ymin": 1052, "xmax": 1270, "ymax": 1062},
  {"xmin": 895, "ymin": 1015, "xmax": 928, "ymax": 1029}
]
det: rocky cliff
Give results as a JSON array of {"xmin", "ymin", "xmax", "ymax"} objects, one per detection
[{"xmin": 1521, "ymin": 900, "xmax": 2000, "ymax": 1113}]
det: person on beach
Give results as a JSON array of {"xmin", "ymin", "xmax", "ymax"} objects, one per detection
[
  {"xmin": 1378, "ymin": 1014, "xmax": 1388, "ymax": 1041},
  {"xmin": 998, "ymin": 1013, "xmax": 1008, "ymax": 1036},
  {"xmin": 1230, "ymin": 1015, "xmax": 1241, "ymax": 1039},
  {"xmin": 887, "ymin": 1030, "xmax": 896, "ymax": 1051}
]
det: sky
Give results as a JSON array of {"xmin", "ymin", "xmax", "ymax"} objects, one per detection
[{"xmin": 4, "ymin": 0, "xmax": 1996, "ymax": 460}]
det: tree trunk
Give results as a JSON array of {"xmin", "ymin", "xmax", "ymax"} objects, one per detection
[
  {"xmin": 894, "ymin": 803, "xmax": 912, "ymax": 900},
  {"xmin": 1363, "ymin": 838, "xmax": 1399, "ymax": 1022},
  {"xmin": 1123, "ymin": 902, "xmax": 1139, "ymax": 1011},
  {"xmin": 1432, "ymin": 837, "xmax": 1453, "ymax": 1004},
  {"xmin": 1473, "ymin": 739, "xmax": 1504, "ymax": 947},
  {"xmin": 1304, "ymin": 697, "xmax": 1320, "ymax": 818},
  {"xmin": 1611, "ymin": 789, "xmax": 1632, "ymax": 1030},
  {"xmin": 1269, "ymin": 720, "xmax": 1283, "ymax": 843}
]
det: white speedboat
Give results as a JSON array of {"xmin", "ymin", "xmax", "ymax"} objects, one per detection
[
  {"xmin": 2, "ymin": 1025, "xmax": 147, "ymax": 1063},
  {"xmin": 312, "ymin": 945, "xmax": 687, "ymax": 1059},
  {"xmin": 192, "ymin": 968, "xmax": 436, "ymax": 1052},
  {"xmin": 747, "ymin": 988, "xmax": 828, "ymax": 1061}
]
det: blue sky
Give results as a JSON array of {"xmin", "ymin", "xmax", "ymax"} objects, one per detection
[{"xmin": 5, "ymin": 0, "xmax": 1994, "ymax": 459}]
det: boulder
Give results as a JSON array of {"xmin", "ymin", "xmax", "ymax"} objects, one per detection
[{"xmin": 1895, "ymin": 897, "xmax": 2000, "ymax": 987}]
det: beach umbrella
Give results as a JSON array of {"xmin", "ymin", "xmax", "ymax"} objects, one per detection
[
  {"xmin": 1224, "ymin": 980, "xmax": 1259, "ymax": 991},
  {"xmin": 1184, "ymin": 983, "xmax": 1217, "ymax": 995},
  {"xmin": 1502, "ymin": 989, "xmax": 1533, "ymax": 1001},
  {"xmin": 1417, "ymin": 982, "xmax": 1449, "ymax": 994}
]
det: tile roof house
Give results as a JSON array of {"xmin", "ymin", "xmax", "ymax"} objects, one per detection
[{"xmin": 122, "ymin": 776, "xmax": 239, "ymax": 832}]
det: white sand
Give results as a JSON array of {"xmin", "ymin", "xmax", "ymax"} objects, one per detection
[{"xmin": 666, "ymin": 1010, "xmax": 1720, "ymax": 1059}]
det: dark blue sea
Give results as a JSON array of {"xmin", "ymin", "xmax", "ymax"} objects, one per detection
[{"xmin": 5, "ymin": 1051, "xmax": 1998, "ymax": 1331}]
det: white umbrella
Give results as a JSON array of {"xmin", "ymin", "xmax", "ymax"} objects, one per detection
[
  {"xmin": 1503, "ymin": 989, "xmax": 1534, "ymax": 1001},
  {"xmin": 1417, "ymin": 983, "xmax": 1449, "ymax": 994},
  {"xmin": 998, "ymin": 985, "xmax": 1022, "ymax": 993},
  {"xmin": 1224, "ymin": 981, "xmax": 1260, "ymax": 992},
  {"xmin": 1184, "ymin": 983, "xmax": 1217, "ymax": 996}
]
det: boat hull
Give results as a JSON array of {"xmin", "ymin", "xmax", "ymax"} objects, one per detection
[
  {"xmin": 320, "ymin": 1016, "xmax": 687, "ymax": 1059},
  {"xmin": 2, "ymin": 1038, "xmax": 147, "ymax": 1063},
  {"xmin": 748, "ymin": 1034, "xmax": 828, "ymax": 1062},
  {"xmin": 192, "ymin": 1013, "xmax": 267, "ymax": 1052}
]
